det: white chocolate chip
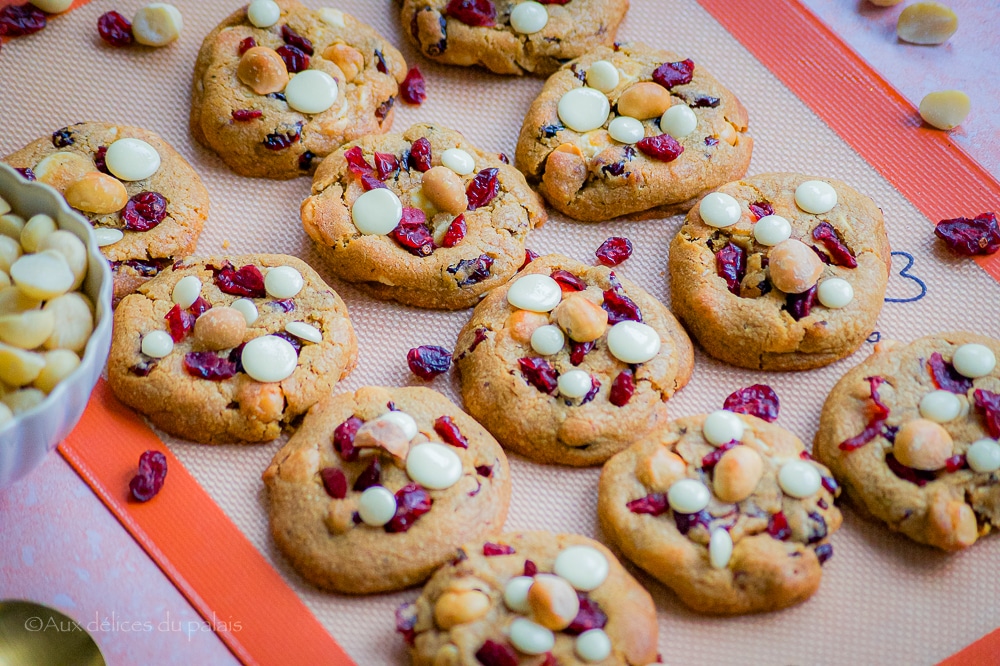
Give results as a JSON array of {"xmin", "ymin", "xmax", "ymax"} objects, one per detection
[
  {"xmin": 794, "ymin": 180, "xmax": 837, "ymax": 214},
  {"xmin": 530, "ymin": 324, "xmax": 565, "ymax": 355},
  {"xmin": 606, "ymin": 321, "xmax": 661, "ymax": 364},
  {"xmin": 509, "ymin": 618, "xmax": 555, "ymax": 655},
  {"xmin": 318, "ymin": 7, "xmax": 345, "ymax": 27},
  {"xmin": 33, "ymin": 349, "xmax": 80, "ymax": 393},
  {"xmin": 247, "ymin": 0, "xmax": 280, "ymax": 28},
  {"xmin": 509, "ymin": 1, "xmax": 548, "ymax": 34},
  {"xmin": 241, "ymin": 334, "xmax": 298, "ymax": 382},
  {"xmin": 405, "ymin": 442, "xmax": 463, "ymax": 490},
  {"xmin": 30, "ymin": 0, "xmax": 74, "ymax": 12},
  {"xmin": 778, "ymin": 460, "xmax": 822, "ymax": 498},
  {"xmin": 704, "ymin": 409, "xmax": 744, "ymax": 445},
  {"xmin": 952, "ymin": 343, "xmax": 996, "ymax": 378},
  {"xmin": 817, "ymin": 278, "xmax": 854, "ymax": 309},
  {"xmin": 557, "ymin": 87, "xmax": 611, "ymax": 133},
  {"xmin": 285, "ymin": 70, "xmax": 339, "ymax": 114},
  {"xmin": 132, "ymin": 3, "xmax": 183, "ymax": 47},
  {"xmin": 575, "ymin": 629, "xmax": 612, "ymax": 662},
  {"xmin": 94, "ymin": 228, "xmax": 124, "ymax": 247},
  {"xmin": 141, "ymin": 330, "xmax": 174, "ymax": 358},
  {"xmin": 20, "ymin": 214, "xmax": 57, "ymax": 253},
  {"xmin": 285, "ymin": 321, "xmax": 322, "ymax": 344},
  {"xmin": 351, "ymin": 188, "xmax": 403, "ymax": 235},
  {"xmin": 966, "ymin": 439, "xmax": 1000, "ymax": 473},
  {"xmin": 586, "ymin": 60, "xmax": 619, "ymax": 93},
  {"xmin": 105, "ymin": 138, "xmax": 161, "ymax": 181},
  {"xmin": 558, "ymin": 369, "xmax": 592, "ymax": 399},
  {"xmin": 667, "ymin": 478, "xmax": 711, "ymax": 514},
  {"xmin": 919, "ymin": 90, "xmax": 970, "ymax": 130},
  {"xmin": 607, "ymin": 116, "xmax": 644, "ymax": 144},
  {"xmin": 440, "ymin": 148, "xmax": 475, "ymax": 176},
  {"xmin": 919, "ymin": 390, "xmax": 962, "ymax": 423},
  {"xmin": 504, "ymin": 576, "xmax": 534, "ymax": 613},
  {"xmin": 553, "ymin": 545, "xmax": 608, "ymax": 591},
  {"xmin": 230, "ymin": 298, "xmax": 259, "ymax": 325},
  {"xmin": 659, "ymin": 104, "xmax": 698, "ymax": 138},
  {"xmin": 357, "ymin": 485, "xmax": 397, "ymax": 526},
  {"xmin": 507, "ymin": 274, "xmax": 562, "ymax": 312},
  {"xmin": 264, "ymin": 265, "xmax": 304, "ymax": 299},
  {"xmin": 753, "ymin": 214, "xmax": 792, "ymax": 246},
  {"xmin": 171, "ymin": 275, "xmax": 202, "ymax": 309},
  {"xmin": 377, "ymin": 410, "xmax": 419, "ymax": 440},
  {"xmin": 709, "ymin": 528, "xmax": 733, "ymax": 569},
  {"xmin": 10, "ymin": 251, "xmax": 74, "ymax": 301},
  {"xmin": 699, "ymin": 192, "xmax": 741, "ymax": 228}
]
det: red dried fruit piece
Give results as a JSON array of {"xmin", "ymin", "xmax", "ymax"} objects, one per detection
[
  {"xmin": 333, "ymin": 415, "xmax": 363, "ymax": 462},
  {"xmin": 704, "ymin": 136, "xmax": 719, "ymax": 146},
  {"xmin": 570, "ymin": 340, "xmax": 595, "ymax": 366},
  {"xmin": 815, "ymin": 543, "xmax": 833, "ymax": 564},
  {"xmin": 373, "ymin": 152, "xmax": 399, "ymax": 180},
  {"xmin": 400, "ymin": 67, "xmax": 426, "ymax": 105},
  {"xmin": 434, "ymin": 415, "xmax": 468, "ymax": 448},
  {"xmin": 409, "ymin": 137, "xmax": 432, "ymax": 172},
  {"xmin": 51, "ymin": 128, "xmax": 74, "ymax": 148},
  {"xmin": 441, "ymin": 215, "xmax": 466, "ymax": 248},
  {"xmin": 928, "ymin": 352, "xmax": 974, "ymax": 394},
  {"xmin": 945, "ymin": 454, "xmax": 967, "ymax": 473},
  {"xmin": 974, "ymin": 389, "xmax": 1000, "ymax": 438},
  {"xmin": 839, "ymin": 376, "xmax": 890, "ymax": 451},
  {"xmin": 280, "ymin": 24, "xmax": 313, "ymax": 55},
  {"xmin": 344, "ymin": 146, "xmax": 375, "ymax": 177},
  {"xmin": 550, "ymin": 269, "xmax": 586, "ymax": 292},
  {"xmin": 449, "ymin": 255, "xmax": 494, "ymax": 286},
  {"xmin": 361, "ymin": 173, "xmax": 386, "ymax": 191},
  {"xmin": 97, "ymin": 10, "xmax": 132, "ymax": 47},
  {"xmin": 483, "ymin": 542, "xmax": 515, "ymax": 556},
  {"xmin": 748, "ymin": 201, "xmax": 774, "ymax": 221},
  {"xmin": 408, "ymin": 345, "xmax": 452, "ymax": 379},
  {"xmin": 886, "ymin": 453, "xmax": 935, "ymax": 486},
  {"xmin": 275, "ymin": 44, "xmax": 310, "ymax": 73},
  {"xmin": 263, "ymin": 124, "xmax": 301, "ymax": 150},
  {"xmin": 0, "ymin": 3, "xmax": 46, "ymax": 37},
  {"xmin": 212, "ymin": 262, "xmax": 266, "ymax": 298},
  {"xmin": 391, "ymin": 207, "xmax": 435, "ymax": 256},
  {"xmin": 701, "ymin": 440, "xmax": 739, "ymax": 469},
  {"xmin": 785, "ymin": 284, "xmax": 817, "ymax": 321},
  {"xmin": 183, "ymin": 351, "xmax": 238, "ymax": 380},
  {"xmin": 188, "ymin": 297, "xmax": 212, "ymax": 318},
  {"xmin": 812, "ymin": 221, "xmax": 857, "ymax": 268},
  {"xmin": 121, "ymin": 192, "xmax": 167, "ymax": 231},
  {"xmin": 271, "ymin": 298, "xmax": 294, "ymax": 313},
  {"xmin": 374, "ymin": 49, "xmax": 388, "ymax": 74},
  {"xmin": 596, "ymin": 237, "xmax": 633, "ymax": 266},
  {"xmin": 164, "ymin": 304, "xmax": 195, "ymax": 342},
  {"xmin": 626, "ymin": 493, "xmax": 669, "ymax": 516},
  {"xmin": 935, "ymin": 213, "xmax": 1000, "ymax": 256},
  {"xmin": 475, "ymin": 640, "xmax": 518, "ymax": 666},
  {"xmin": 518, "ymin": 357, "xmax": 558, "ymax": 394},
  {"xmin": 320, "ymin": 468, "xmax": 347, "ymax": 499},
  {"xmin": 466, "ymin": 168, "xmax": 500, "ymax": 210},
  {"xmin": 636, "ymin": 134, "xmax": 684, "ymax": 162},
  {"xmin": 129, "ymin": 359, "xmax": 157, "ymax": 376},
  {"xmin": 565, "ymin": 594, "xmax": 608, "ymax": 635},
  {"xmin": 724, "ymin": 384, "xmax": 780, "ymax": 422},
  {"xmin": 298, "ymin": 151, "xmax": 316, "ymax": 171},
  {"xmin": 446, "ymin": 0, "xmax": 496, "ymax": 26},
  {"xmin": 238, "ymin": 36, "xmax": 256, "ymax": 55},
  {"xmin": 129, "ymin": 450, "xmax": 167, "ymax": 502},
  {"xmin": 475, "ymin": 464, "xmax": 493, "ymax": 477},
  {"xmin": 821, "ymin": 475, "xmax": 839, "ymax": 494},
  {"xmin": 232, "ymin": 109, "xmax": 262, "ymax": 122},
  {"xmin": 715, "ymin": 242, "xmax": 746, "ymax": 296},
  {"xmin": 609, "ymin": 369, "xmax": 635, "ymax": 406},
  {"xmin": 581, "ymin": 376, "xmax": 601, "ymax": 404},
  {"xmin": 602, "ymin": 287, "xmax": 642, "ymax": 323},
  {"xmin": 385, "ymin": 483, "xmax": 433, "ymax": 533},
  {"xmin": 14, "ymin": 167, "xmax": 35, "ymax": 181},
  {"xmin": 767, "ymin": 511, "xmax": 791, "ymax": 540},
  {"xmin": 352, "ymin": 457, "xmax": 382, "ymax": 492},
  {"xmin": 652, "ymin": 59, "xmax": 695, "ymax": 89},
  {"xmin": 469, "ymin": 327, "xmax": 488, "ymax": 352},
  {"xmin": 395, "ymin": 602, "xmax": 418, "ymax": 646},
  {"xmin": 521, "ymin": 248, "xmax": 539, "ymax": 270},
  {"xmin": 674, "ymin": 508, "xmax": 712, "ymax": 535}
]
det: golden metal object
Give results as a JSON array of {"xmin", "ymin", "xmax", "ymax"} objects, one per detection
[{"xmin": 0, "ymin": 600, "xmax": 105, "ymax": 666}]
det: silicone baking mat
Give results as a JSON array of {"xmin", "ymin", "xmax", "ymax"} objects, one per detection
[{"xmin": 3, "ymin": 0, "xmax": 1000, "ymax": 663}]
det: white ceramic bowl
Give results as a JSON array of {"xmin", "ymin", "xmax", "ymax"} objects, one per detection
[{"xmin": 0, "ymin": 163, "xmax": 113, "ymax": 488}]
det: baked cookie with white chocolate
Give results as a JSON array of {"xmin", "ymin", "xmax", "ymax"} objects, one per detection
[
  {"xmin": 598, "ymin": 410, "xmax": 842, "ymax": 615},
  {"xmin": 4, "ymin": 123, "xmax": 209, "ymax": 303},
  {"xmin": 669, "ymin": 172, "xmax": 891, "ymax": 371},
  {"xmin": 815, "ymin": 332, "xmax": 1000, "ymax": 551},
  {"xmin": 107, "ymin": 254, "xmax": 357, "ymax": 443},
  {"xmin": 401, "ymin": 0, "xmax": 628, "ymax": 76},
  {"xmin": 302, "ymin": 123, "xmax": 546, "ymax": 310},
  {"xmin": 396, "ymin": 531, "xmax": 658, "ymax": 664},
  {"xmin": 190, "ymin": 0, "xmax": 406, "ymax": 179},
  {"xmin": 455, "ymin": 254, "xmax": 693, "ymax": 465},
  {"xmin": 263, "ymin": 386, "xmax": 510, "ymax": 593},
  {"xmin": 515, "ymin": 42, "xmax": 752, "ymax": 221}
]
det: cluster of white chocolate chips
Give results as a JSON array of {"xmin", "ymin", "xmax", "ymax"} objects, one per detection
[{"xmin": 704, "ymin": 180, "xmax": 854, "ymax": 309}]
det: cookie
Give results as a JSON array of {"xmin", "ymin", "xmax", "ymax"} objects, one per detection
[
  {"xmin": 515, "ymin": 42, "xmax": 752, "ymax": 222},
  {"xmin": 455, "ymin": 254, "xmax": 693, "ymax": 465},
  {"xmin": 599, "ymin": 411, "xmax": 842, "ymax": 615},
  {"xmin": 302, "ymin": 123, "xmax": 546, "ymax": 310},
  {"xmin": 4, "ymin": 122, "xmax": 209, "ymax": 304},
  {"xmin": 107, "ymin": 254, "xmax": 357, "ymax": 443},
  {"xmin": 190, "ymin": 0, "xmax": 406, "ymax": 179},
  {"xmin": 815, "ymin": 332, "xmax": 1000, "ymax": 551},
  {"xmin": 396, "ymin": 531, "xmax": 658, "ymax": 664},
  {"xmin": 401, "ymin": 0, "xmax": 628, "ymax": 76},
  {"xmin": 669, "ymin": 173, "xmax": 891, "ymax": 371},
  {"xmin": 263, "ymin": 386, "xmax": 511, "ymax": 594}
]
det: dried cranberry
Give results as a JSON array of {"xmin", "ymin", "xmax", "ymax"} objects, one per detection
[
  {"xmin": 320, "ymin": 468, "xmax": 348, "ymax": 499},
  {"xmin": 97, "ymin": 11, "xmax": 132, "ymax": 47},
  {"xmin": 928, "ymin": 352, "xmax": 973, "ymax": 394},
  {"xmin": 333, "ymin": 416, "xmax": 363, "ymax": 462},
  {"xmin": 690, "ymin": 95, "xmax": 721, "ymax": 108},
  {"xmin": 188, "ymin": 297, "xmax": 212, "ymax": 317},
  {"xmin": 748, "ymin": 201, "xmax": 774, "ymax": 221},
  {"xmin": 276, "ymin": 44, "xmax": 310, "ymax": 72},
  {"xmin": 935, "ymin": 213, "xmax": 1000, "ymax": 256},
  {"xmin": 360, "ymin": 173, "xmax": 386, "ymax": 191},
  {"xmin": 498, "ymin": 152, "xmax": 510, "ymax": 164},
  {"xmin": 232, "ymin": 109, "xmax": 262, "ymax": 122},
  {"xmin": 609, "ymin": 369, "xmax": 635, "ymax": 406},
  {"xmin": 121, "ymin": 192, "xmax": 167, "ymax": 231},
  {"xmin": 523, "ymin": 560, "xmax": 538, "ymax": 576},
  {"xmin": 715, "ymin": 242, "xmax": 746, "ymax": 295},
  {"xmin": 344, "ymin": 146, "xmax": 375, "ymax": 177},
  {"xmin": 407, "ymin": 345, "xmax": 452, "ymax": 379},
  {"xmin": 815, "ymin": 543, "xmax": 833, "ymax": 564},
  {"xmin": 298, "ymin": 151, "xmax": 316, "ymax": 171},
  {"xmin": 723, "ymin": 384, "xmax": 780, "ymax": 422},
  {"xmin": 434, "ymin": 416, "xmax": 468, "ymax": 448},
  {"xmin": 14, "ymin": 167, "xmax": 35, "ymax": 181},
  {"xmin": 840, "ymin": 376, "xmax": 890, "ymax": 451},
  {"xmin": 272, "ymin": 330, "xmax": 303, "ymax": 356},
  {"xmin": 0, "ymin": 3, "xmax": 45, "ymax": 37},
  {"xmin": 400, "ymin": 67, "xmax": 426, "ymax": 105},
  {"xmin": 466, "ymin": 168, "xmax": 500, "ymax": 210},
  {"xmin": 271, "ymin": 298, "xmax": 295, "ymax": 313},
  {"xmin": 374, "ymin": 49, "xmax": 388, "ymax": 74},
  {"xmin": 652, "ymin": 59, "xmax": 695, "ymax": 89},
  {"xmin": 448, "ymin": 255, "xmax": 494, "ymax": 286},
  {"xmin": 395, "ymin": 603, "xmax": 418, "ymax": 646},
  {"xmin": 518, "ymin": 357, "xmax": 558, "ymax": 394},
  {"xmin": 821, "ymin": 475, "xmax": 839, "ymax": 494},
  {"xmin": 385, "ymin": 483, "xmax": 433, "ymax": 533},
  {"xmin": 483, "ymin": 542, "xmax": 515, "ymax": 556},
  {"xmin": 352, "ymin": 457, "xmax": 382, "ymax": 492},
  {"xmin": 806, "ymin": 512, "xmax": 828, "ymax": 544},
  {"xmin": 596, "ymin": 237, "xmax": 633, "ymax": 266},
  {"xmin": 550, "ymin": 269, "xmax": 586, "ymax": 292},
  {"xmin": 974, "ymin": 389, "xmax": 1000, "ymax": 438},
  {"xmin": 409, "ymin": 137, "xmax": 432, "ymax": 172},
  {"xmin": 767, "ymin": 512, "xmax": 791, "ymax": 540},
  {"xmin": 280, "ymin": 24, "xmax": 313, "ymax": 54},
  {"xmin": 210, "ymin": 262, "xmax": 266, "ymax": 298},
  {"xmin": 785, "ymin": 284, "xmax": 818, "ymax": 321},
  {"xmin": 521, "ymin": 248, "xmax": 539, "ymax": 269},
  {"xmin": 446, "ymin": 0, "xmax": 496, "ymax": 26},
  {"xmin": 674, "ymin": 509, "xmax": 712, "ymax": 535},
  {"xmin": 183, "ymin": 351, "xmax": 238, "ymax": 380},
  {"xmin": 945, "ymin": 454, "xmax": 967, "ymax": 473},
  {"xmin": 475, "ymin": 464, "xmax": 493, "ymax": 477},
  {"xmin": 626, "ymin": 493, "xmax": 669, "ymax": 516},
  {"xmin": 375, "ymin": 96, "xmax": 395, "ymax": 123},
  {"xmin": 701, "ymin": 440, "xmax": 739, "ymax": 469},
  {"xmin": 602, "ymin": 288, "xmax": 642, "ymax": 323},
  {"xmin": 565, "ymin": 594, "xmax": 608, "ymax": 635},
  {"xmin": 704, "ymin": 137, "xmax": 719, "ymax": 146},
  {"xmin": 637, "ymin": 134, "xmax": 684, "ymax": 162},
  {"xmin": 373, "ymin": 152, "xmax": 399, "ymax": 180},
  {"xmin": 129, "ymin": 360, "xmax": 157, "ymax": 376},
  {"xmin": 581, "ymin": 376, "xmax": 601, "ymax": 404},
  {"xmin": 238, "ymin": 36, "xmax": 256, "ymax": 55},
  {"xmin": 812, "ymin": 222, "xmax": 857, "ymax": 268},
  {"xmin": 469, "ymin": 327, "xmax": 488, "ymax": 353},
  {"xmin": 164, "ymin": 304, "xmax": 195, "ymax": 342},
  {"xmin": 441, "ymin": 215, "xmax": 466, "ymax": 248},
  {"xmin": 570, "ymin": 340, "xmax": 595, "ymax": 366},
  {"xmin": 263, "ymin": 125, "xmax": 301, "ymax": 150},
  {"xmin": 129, "ymin": 450, "xmax": 167, "ymax": 502},
  {"xmin": 391, "ymin": 207, "xmax": 435, "ymax": 257},
  {"xmin": 886, "ymin": 453, "xmax": 935, "ymax": 486},
  {"xmin": 475, "ymin": 640, "xmax": 518, "ymax": 666},
  {"xmin": 51, "ymin": 128, "xmax": 74, "ymax": 148}
]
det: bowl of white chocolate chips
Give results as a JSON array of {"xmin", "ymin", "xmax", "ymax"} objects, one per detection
[{"xmin": 0, "ymin": 163, "xmax": 113, "ymax": 488}]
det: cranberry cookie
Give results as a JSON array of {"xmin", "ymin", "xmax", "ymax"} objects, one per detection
[
  {"xmin": 455, "ymin": 254, "xmax": 693, "ymax": 465},
  {"xmin": 302, "ymin": 123, "xmax": 546, "ymax": 310},
  {"xmin": 815, "ymin": 332, "xmax": 1000, "ymax": 551},
  {"xmin": 4, "ymin": 122, "xmax": 209, "ymax": 303},
  {"xmin": 191, "ymin": 0, "xmax": 406, "ymax": 179},
  {"xmin": 599, "ymin": 411, "xmax": 842, "ymax": 614},
  {"xmin": 263, "ymin": 386, "xmax": 511, "ymax": 593},
  {"xmin": 669, "ymin": 173, "xmax": 891, "ymax": 371},
  {"xmin": 396, "ymin": 531, "xmax": 658, "ymax": 664},
  {"xmin": 515, "ymin": 42, "xmax": 752, "ymax": 222},
  {"xmin": 402, "ymin": 0, "xmax": 628, "ymax": 76},
  {"xmin": 107, "ymin": 254, "xmax": 357, "ymax": 443}
]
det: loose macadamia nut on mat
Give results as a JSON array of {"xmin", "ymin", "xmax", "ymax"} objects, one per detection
[
  {"xmin": 919, "ymin": 90, "xmax": 971, "ymax": 130},
  {"xmin": 897, "ymin": 2, "xmax": 958, "ymax": 45},
  {"xmin": 131, "ymin": 3, "xmax": 183, "ymax": 47}
]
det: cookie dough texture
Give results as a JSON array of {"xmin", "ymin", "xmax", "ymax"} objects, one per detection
[
  {"xmin": 263, "ymin": 386, "xmax": 511, "ymax": 593},
  {"xmin": 815, "ymin": 333, "xmax": 1000, "ymax": 551},
  {"xmin": 599, "ymin": 414, "xmax": 842, "ymax": 614},
  {"xmin": 302, "ymin": 123, "xmax": 546, "ymax": 309},
  {"xmin": 516, "ymin": 42, "xmax": 752, "ymax": 221},
  {"xmin": 108, "ymin": 254, "xmax": 357, "ymax": 443},
  {"xmin": 191, "ymin": 0, "xmax": 406, "ymax": 179},
  {"xmin": 4, "ymin": 122, "xmax": 209, "ymax": 303},
  {"xmin": 404, "ymin": 531, "xmax": 658, "ymax": 665},
  {"xmin": 456, "ymin": 254, "xmax": 693, "ymax": 466},
  {"xmin": 401, "ymin": 0, "xmax": 628, "ymax": 76},
  {"xmin": 670, "ymin": 173, "xmax": 891, "ymax": 371}
]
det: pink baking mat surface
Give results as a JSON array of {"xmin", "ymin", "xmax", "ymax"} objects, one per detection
[{"xmin": 3, "ymin": 0, "xmax": 1000, "ymax": 664}]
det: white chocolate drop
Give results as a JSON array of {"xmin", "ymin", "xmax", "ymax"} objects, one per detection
[
  {"xmin": 952, "ymin": 343, "xmax": 996, "ymax": 379},
  {"xmin": 817, "ymin": 278, "xmax": 854, "ymax": 309},
  {"xmin": 105, "ymin": 138, "xmax": 161, "ymax": 181},
  {"xmin": 230, "ymin": 298, "xmax": 259, "ymax": 325},
  {"xmin": 667, "ymin": 478, "xmax": 710, "ymax": 514},
  {"xmin": 530, "ymin": 324, "xmax": 565, "ymax": 355},
  {"xmin": 608, "ymin": 116, "xmax": 644, "ymax": 144},
  {"xmin": 240, "ymin": 335, "xmax": 298, "ymax": 382},
  {"xmin": 778, "ymin": 460, "xmax": 822, "ymax": 498},
  {"xmin": 509, "ymin": 1, "xmax": 548, "ymax": 34},
  {"xmin": 509, "ymin": 618, "xmax": 555, "ymax": 655},
  {"xmin": 285, "ymin": 321, "xmax": 322, "ymax": 343},
  {"xmin": 318, "ymin": 7, "xmax": 345, "ymax": 27},
  {"xmin": 967, "ymin": 438, "xmax": 1000, "ymax": 473},
  {"xmin": 405, "ymin": 442, "xmax": 463, "ymax": 490},
  {"xmin": 575, "ymin": 629, "xmax": 612, "ymax": 662},
  {"xmin": 504, "ymin": 576, "xmax": 534, "ymax": 613},
  {"xmin": 357, "ymin": 486, "xmax": 397, "ymax": 526},
  {"xmin": 377, "ymin": 411, "xmax": 418, "ymax": 440},
  {"xmin": 703, "ymin": 410, "xmax": 744, "ymax": 446},
  {"xmin": 285, "ymin": 70, "xmax": 339, "ymax": 115},
  {"xmin": 586, "ymin": 60, "xmax": 619, "ymax": 93},
  {"xmin": 553, "ymin": 546, "xmax": 608, "ymax": 591},
  {"xmin": 351, "ymin": 188, "xmax": 403, "ymax": 235},
  {"xmin": 794, "ymin": 180, "xmax": 837, "ymax": 214},
  {"xmin": 919, "ymin": 390, "xmax": 962, "ymax": 423},
  {"xmin": 264, "ymin": 265, "xmax": 304, "ymax": 299},
  {"xmin": 246, "ymin": 0, "xmax": 280, "ymax": 28},
  {"xmin": 753, "ymin": 215, "xmax": 792, "ymax": 246},
  {"xmin": 140, "ymin": 330, "xmax": 174, "ymax": 358},
  {"xmin": 709, "ymin": 528, "xmax": 733, "ymax": 569},
  {"xmin": 94, "ymin": 228, "xmax": 124, "ymax": 247},
  {"xmin": 171, "ymin": 275, "xmax": 201, "ymax": 309},
  {"xmin": 441, "ymin": 148, "xmax": 475, "ymax": 176},
  {"xmin": 558, "ymin": 369, "xmax": 592, "ymax": 399},
  {"xmin": 507, "ymin": 274, "xmax": 562, "ymax": 312},
  {"xmin": 606, "ymin": 321, "xmax": 661, "ymax": 364},
  {"xmin": 659, "ymin": 104, "xmax": 698, "ymax": 138},
  {"xmin": 700, "ymin": 192, "xmax": 741, "ymax": 228},
  {"xmin": 557, "ymin": 87, "xmax": 611, "ymax": 133}
]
